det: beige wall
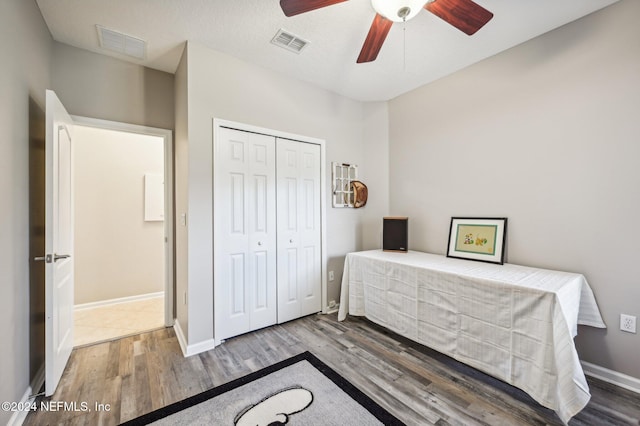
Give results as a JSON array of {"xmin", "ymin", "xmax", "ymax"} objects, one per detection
[
  {"xmin": 360, "ymin": 102, "xmax": 390, "ymax": 251},
  {"xmin": 174, "ymin": 47, "xmax": 189, "ymax": 335},
  {"xmin": 0, "ymin": 0, "xmax": 52, "ymax": 422},
  {"xmin": 52, "ymin": 42, "xmax": 175, "ymax": 130},
  {"xmin": 388, "ymin": 0, "xmax": 640, "ymax": 378},
  {"xmin": 73, "ymin": 126, "xmax": 164, "ymax": 304},
  {"xmin": 177, "ymin": 42, "xmax": 388, "ymax": 346}
]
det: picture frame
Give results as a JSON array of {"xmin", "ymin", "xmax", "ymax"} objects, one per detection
[
  {"xmin": 446, "ymin": 217, "xmax": 507, "ymax": 264},
  {"xmin": 331, "ymin": 162, "xmax": 358, "ymax": 208}
]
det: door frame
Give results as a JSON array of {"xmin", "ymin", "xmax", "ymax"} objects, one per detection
[
  {"xmin": 213, "ymin": 118, "xmax": 329, "ymax": 323},
  {"xmin": 71, "ymin": 115, "xmax": 175, "ymax": 326}
]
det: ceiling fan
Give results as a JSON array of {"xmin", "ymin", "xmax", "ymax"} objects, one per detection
[{"xmin": 279, "ymin": 0, "xmax": 493, "ymax": 63}]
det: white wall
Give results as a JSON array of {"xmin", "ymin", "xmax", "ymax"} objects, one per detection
[
  {"xmin": 0, "ymin": 0, "xmax": 52, "ymax": 423},
  {"xmin": 176, "ymin": 42, "xmax": 388, "ymax": 348},
  {"xmin": 73, "ymin": 126, "xmax": 164, "ymax": 305},
  {"xmin": 388, "ymin": 0, "xmax": 640, "ymax": 378}
]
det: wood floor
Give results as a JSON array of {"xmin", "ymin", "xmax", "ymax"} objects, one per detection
[{"xmin": 25, "ymin": 314, "xmax": 640, "ymax": 425}]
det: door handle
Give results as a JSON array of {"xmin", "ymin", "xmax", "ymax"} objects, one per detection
[{"xmin": 34, "ymin": 254, "xmax": 70, "ymax": 263}]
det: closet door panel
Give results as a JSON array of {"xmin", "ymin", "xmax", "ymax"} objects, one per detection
[
  {"xmin": 298, "ymin": 143, "xmax": 322, "ymax": 316},
  {"xmin": 215, "ymin": 129, "xmax": 250, "ymax": 340},
  {"xmin": 215, "ymin": 128, "xmax": 276, "ymax": 341},
  {"xmin": 247, "ymin": 135, "xmax": 277, "ymax": 330},
  {"xmin": 276, "ymin": 139, "xmax": 321, "ymax": 323},
  {"xmin": 285, "ymin": 249, "xmax": 298, "ymax": 301},
  {"xmin": 254, "ymin": 251, "xmax": 268, "ymax": 309},
  {"xmin": 276, "ymin": 143, "xmax": 300, "ymax": 322},
  {"xmin": 230, "ymin": 254, "xmax": 246, "ymax": 316}
]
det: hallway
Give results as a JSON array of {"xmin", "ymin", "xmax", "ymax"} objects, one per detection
[{"xmin": 74, "ymin": 296, "xmax": 164, "ymax": 347}]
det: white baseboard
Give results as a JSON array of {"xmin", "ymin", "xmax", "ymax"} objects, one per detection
[
  {"xmin": 184, "ymin": 337, "xmax": 216, "ymax": 357},
  {"xmin": 582, "ymin": 361, "xmax": 640, "ymax": 394},
  {"xmin": 173, "ymin": 318, "xmax": 188, "ymax": 355},
  {"xmin": 173, "ymin": 319, "xmax": 216, "ymax": 357},
  {"xmin": 7, "ymin": 387, "xmax": 32, "ymax": 426},
  {"xmin": 7, "ymin": 363, "xmax": 45, "ymax": 426},
  {"xmin": 74, "ymin": 291, "xmax": 163, "ymax": 311}
]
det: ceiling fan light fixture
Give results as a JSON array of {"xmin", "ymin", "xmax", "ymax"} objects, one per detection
[{"xmin": 371, "ymin": 0, "xmax": 426, "ymax": 22}]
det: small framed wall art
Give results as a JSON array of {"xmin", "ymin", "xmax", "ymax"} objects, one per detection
[
  {"xmin": 447, "ymin": 217, "xmax": 507, "ymax": 264},
  {"xmin": 331, "ymin": 162, "xmax": 357, "ymax": 207}
]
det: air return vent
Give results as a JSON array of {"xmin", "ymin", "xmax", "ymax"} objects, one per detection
[
  {"xmin": 271, "ymin": 29, "xmax": 309, "ymax": 54},
  {"xmin": 96, "ymin": 25, "xmax": 146, "ymax": 59}
]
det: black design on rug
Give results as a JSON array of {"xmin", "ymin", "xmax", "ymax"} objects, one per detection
[
  {"xmin": 234, "ymin": 385, "xmax": 313, "ymax": 425},
  {"xmin": 120, "ymin": 351, "xmax": 404, "ymax": 425}
]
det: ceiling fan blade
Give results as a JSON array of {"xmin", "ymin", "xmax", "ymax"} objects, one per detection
[
  {"xmin": 280, "ymin": 0, "xmax": 348, "ymax": 17},
  {"xmin": 425, "ymin": 0, "xmax": 493, "ymax": 35},
  {"xmin": 357, "ymin": 14, "xmax": 393, "ymax": 63}
]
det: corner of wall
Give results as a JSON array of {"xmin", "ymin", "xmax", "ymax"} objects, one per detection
[
  {"xmin": 360, "ymin": 101, "xmax": 390, "ymax": 251},
  {"xmin": 174, "ymin": 41, "xmax": 190, "ymax": 341},
  {"xmin": 173, "ymin": 318, "xmax": 216, "ymax": 357}
]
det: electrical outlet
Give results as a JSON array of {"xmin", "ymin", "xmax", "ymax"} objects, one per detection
[
  {"xmin": 329, "ymin": 270, "xmax": 334, "ymax": 281},
  {"xmin": 620, "ymin": 314, "xmax": 636, "ymax": 333},
  {"xmin": 328, "ymin": 300, "xmax": 336, "ymax": 309}
]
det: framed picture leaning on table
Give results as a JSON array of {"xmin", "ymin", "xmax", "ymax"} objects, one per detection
[{"xmin": 447, "ymin": 217, "xmax": 507, "ymax": 264}]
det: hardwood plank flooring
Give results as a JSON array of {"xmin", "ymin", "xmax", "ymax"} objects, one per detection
[{"xmin": 24, "ymin": 314, "xmax": 640, "ymax": 425}]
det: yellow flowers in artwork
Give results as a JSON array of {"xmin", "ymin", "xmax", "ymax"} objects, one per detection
[{"xmin": 463, "ymin": 233, "xmax": 488, "ymax": 247}]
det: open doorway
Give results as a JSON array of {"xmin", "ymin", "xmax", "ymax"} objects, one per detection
[{"xmin": 70, "ymin": 117, "xmax": 173, "ymax": 346}]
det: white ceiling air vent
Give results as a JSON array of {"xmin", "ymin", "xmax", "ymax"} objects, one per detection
[
  {"xmin": 271, "ymin": 29, "xmax": 309, "ymax": 54},
  {"xmin": 96, "ymin": 25, "xmax": 146, "ymax": 59}
]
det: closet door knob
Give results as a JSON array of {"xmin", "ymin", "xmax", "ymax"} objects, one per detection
[
  {"xmin": 257, "ymin": 241, "xmax": 262, "ymax": 246},
  {"xmin": 289, "ymin": 239, "xmax": 294, "ymax": 243}
]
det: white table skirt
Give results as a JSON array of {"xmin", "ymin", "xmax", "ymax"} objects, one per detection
[{"xmin": 338, "ymin": 250, "xmax": 606, "ymax": 424}]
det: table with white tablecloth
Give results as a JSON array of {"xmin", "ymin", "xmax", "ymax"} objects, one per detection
[{"xmin": 338, "ymin": 250, "xmax": 606, "ymax": 424}]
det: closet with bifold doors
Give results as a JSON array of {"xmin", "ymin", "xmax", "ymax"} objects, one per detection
[{"xmin": 214, "ymin": 125, "xmax": 323, "ymax": 343}]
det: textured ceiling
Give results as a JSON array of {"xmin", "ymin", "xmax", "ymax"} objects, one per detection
[{"xmin": 36, "ymin": 0, "xmax": 619, "ymax": 101}]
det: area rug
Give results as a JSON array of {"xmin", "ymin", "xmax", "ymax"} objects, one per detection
[{"xmin": 120, "ymin": 351, "xmax": 404, "ymax": 425}]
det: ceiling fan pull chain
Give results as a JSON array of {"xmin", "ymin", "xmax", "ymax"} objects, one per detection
[{"xmin": 403, "ymin": 20, "xmax": 407, "ymax": 71}]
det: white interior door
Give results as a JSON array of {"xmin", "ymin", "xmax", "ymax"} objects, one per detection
[
  {"xmin": 214, "ymin": 127, "xmax": 277, "ymax": 341},
  {"xmin": 44, "ymin": 90, "xmax": 75, "ymax": 396},
  {"xmin": 276, "ymin": 139, "xmax": 322, "ymax": 323}
]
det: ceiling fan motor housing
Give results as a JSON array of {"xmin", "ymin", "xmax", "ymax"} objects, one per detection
[
  {"xmin": 397, "ymin": 6, "xmax": 411, "ymax": 20},
  {"xmin": 371, "ymin": 0, "xmax": 427, "ymax": 22}
]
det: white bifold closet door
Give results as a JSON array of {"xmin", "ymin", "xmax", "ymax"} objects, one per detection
[
  {"xmin": 214, "ymin": 127, "xmax": 322, "ymax": 342},
  {"xmin": 276, "ymin": 138, "xmax": 322, "ymax": 323},
  {"xmin": 215, "ymin": 128, "xmax": 277, "ymax": 341}
]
